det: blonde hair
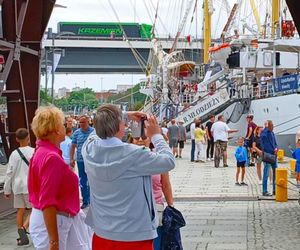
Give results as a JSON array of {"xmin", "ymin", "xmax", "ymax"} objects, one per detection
[{"xmin": 31, "ymin": 106, "xmax": 64, "ymax": 139}]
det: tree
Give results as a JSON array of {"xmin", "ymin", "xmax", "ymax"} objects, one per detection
[
  {"xmin": 54, "ymin": 88, "xmax": 99, "ymax": 112},
  {"xmin": 40, "ymin": 89, "xmax": 52, "ymax": 105}
]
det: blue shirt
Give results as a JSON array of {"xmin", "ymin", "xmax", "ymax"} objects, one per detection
[
  {"xmin": 235, "ymin": 146, "xmax": 248, "ymax": 164},
  {"xmin": 292, "ymin": 148, "xmax": 300, "ymax": 170},
  {"xmin": 60, "ymin": 136, "xmax": 72, "ymax": 165},
  {"xmin": 260, "ymin": 128, "xmax": 278, "ymax": 154},
  {"xmin": 72, "ymin": 126, "xmax": 94, "ymax": 161}
]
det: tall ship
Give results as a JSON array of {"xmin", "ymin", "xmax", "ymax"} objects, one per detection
[{"xmin": 139, "ymin": 0, "xmax": 300, "ymax": 156}]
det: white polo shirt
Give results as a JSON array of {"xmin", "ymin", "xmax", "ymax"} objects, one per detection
[{"xmin": 211, "ymin": 121, "xmax": 230, "ymax": 142}]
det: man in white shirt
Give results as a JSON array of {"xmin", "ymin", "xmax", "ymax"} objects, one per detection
[
  {"xmin": 211, "ymin": 115, "xmax": 237, "ymax": 167},
  {"xmin": 190, "ymin": 118, "xmax": 199, "ymax": 162},
  {"xmin": 4, "ymin": 128, "xmax": 34, "ymax": 246}
]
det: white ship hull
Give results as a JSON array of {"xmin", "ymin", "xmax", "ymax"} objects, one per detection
[{"xmin": 227, "ymin": 93, "xmax": 300, "ymax": 156}]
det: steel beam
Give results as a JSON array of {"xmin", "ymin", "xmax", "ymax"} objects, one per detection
[{"xmin": 1, "ymin": 0, "xmax": 55, "ymax": 152}]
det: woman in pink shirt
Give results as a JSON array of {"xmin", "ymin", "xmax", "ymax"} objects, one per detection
[
  {"xmin": 28, "ymin": 106, "xmax": 91, "ymax": 250},
  {"xmin": 132, "ymin": 136, "xmax": 174, "ymax": 250}
]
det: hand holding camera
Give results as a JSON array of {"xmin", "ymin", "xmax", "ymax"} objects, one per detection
[{"xmin": 144, "ymin": 115, "xmax": 161, "ymax": 139}]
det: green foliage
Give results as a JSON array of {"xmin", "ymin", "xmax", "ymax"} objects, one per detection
[
  {"xmin": 108, "ymin": 84, "xmax": 146, "ymax": 110},
  {"xmin": 54, "ymin": 88, "xmax": 99, "ymax": 112},
  {"xmin": 40, "ymin": 89, "xmax": 52, "ymax": 105},
  {"xmin": 0, "ymin": 96, "xmax": 6, "ymax": 105}
]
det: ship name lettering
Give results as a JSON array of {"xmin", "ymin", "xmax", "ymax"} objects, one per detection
[{"xmin": 182, "ymin": 97, "xmax": 220, "ymax": 124}]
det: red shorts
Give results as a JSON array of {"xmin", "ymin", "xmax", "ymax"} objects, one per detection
[{"xmin": 92, "ymin": 234, "xmax": 153, "ymax": 250}]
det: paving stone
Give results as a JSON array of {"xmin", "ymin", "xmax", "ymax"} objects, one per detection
[{"xmin": 1, "ymin": 143, "xmax": 300, "ymax": 250}]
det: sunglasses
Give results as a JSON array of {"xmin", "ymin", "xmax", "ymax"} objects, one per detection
[{"xmin": 133, "ymin": 135, "xmax": 148, "ymax": 140}]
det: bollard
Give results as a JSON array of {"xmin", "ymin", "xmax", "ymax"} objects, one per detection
[
  {"xmin": 275, "ymin": 168, "xmax": 288, "ymax": 202},
  {"xmin": 277, "ymin": 149, "xmax": 284, "ymax": 162},
  {"xmin": 290, "ymin": 159, "xmax": 296, "ymax": 178}
]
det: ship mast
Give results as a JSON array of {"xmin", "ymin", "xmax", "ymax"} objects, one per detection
[
  {"xmin": 272, "ymin": 0, "xmax": 280, "ymax": 37},
  {"xmin": 203, "ymin": 0, "xmax": 212, "ymax": 64}
]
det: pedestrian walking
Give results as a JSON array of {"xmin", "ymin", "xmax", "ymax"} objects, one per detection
[
  {"xmin": 260, "ymin": 120, "xmax": 278, "ymax": 196},
  {"xmin": 4, "ymin": 128, "xmax": 34, "ymax": 246},
  {"xmin": 211, "ymin": 115, "xmax": 237, "ymax": 167},
  {"xmin": 252, "ymin": 126, "xmax": 264, "ymax": 184},
  {"xmin": 194, "ymin": 121, "xmax": 206, "ymax": 162},
  {"xmin": 177, "ymin": 120, "xmax": 186, "ymax": 158},
  {"xmin": 28, "ymin": 106, "xmax": 91, "ymax": 250},
  {"xmin": 60, "ymin": 127, "xmax": 73, "ymax": 166},
  {"xmin": 70, "ymin": 115, "xmax": 94, "ymax": 209},
  {"xmin": 167, "ymin": 119, "xmax": 179, "ymax": 157},
  {"xmin": 81, "ymin": 104, "xmax": 175, "ymax": 250},
  {"xmin": 245, "ymin": 114, "xmax": 257, "ymax": 166},
  {"xmin": 234, "ymin": 137, "xmax": 248, "ymax": 186},
  {"xmin": 190, "ymin": 118, "xmax": 198, "ymax": 162},
  {"xmin": 205, "ymin": 115, "xmax": 215, "ymax": 161}
]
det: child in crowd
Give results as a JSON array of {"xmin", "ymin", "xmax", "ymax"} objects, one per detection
[
  {"xmin": 4, "ymin": 128, "xmax": 34, "ymax": 246},
  {"xmin": 292, "ymin": 139, "xmax": 300, "ymax": 188},
  {"xmin": 60, "ymin": 127, "xmax": 73, "ymax": 167},
  {"xmin": 235, "ymin": 137, "xmax": 248, "ymax": 186}
]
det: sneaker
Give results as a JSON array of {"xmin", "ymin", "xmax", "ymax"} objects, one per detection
[
  {"xmin": 175, "ymin": 155, "xmax": 178, "ymax": 158},
  {"xmin": 249, "ymin": 162, "xmax": 255, "ymax": 167},
  {"xmin": 262, "ymin": 192, "xmax": 272, "ymax": 196},
  {"xmin": 210, "ymin": 158, "xmax": 214, "ymax": 161},
  {"xmin": 235, "ymin": 182, "xmax": 241, "ymax": 186},
  {"xmin": 207, "ymin": 158, "xmax": 211, "ymax": 161},
  {"xmin": 223, "ymin": 164, "xmax": 229, "ymax": 168},
  {"xmin": 258, "ymin": 180, "xmax": 262, "ymax": 185},
  {"xmin": 240, "ymin": 182, "xmax": 248, "ymax": 186},
  {"xmin": 80, "ymin": 203, "xmax": 89, "ymax": 209},
  {"xmin": 272, "ymin": 191, "xmax": 276, "ymax": 195},
  {"xmin": 179, "ymin": 155, "xmax": 182, "ymax": 158}
]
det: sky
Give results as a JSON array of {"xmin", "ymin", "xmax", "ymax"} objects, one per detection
[{"xmin": 44, "ymin": 0, "xmax": 271, "ymax": 92}]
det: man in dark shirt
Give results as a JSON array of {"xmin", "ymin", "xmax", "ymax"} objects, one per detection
[
  {"xmin": 245, "ymin": 114, "xmax": 257, "ymax": 166},
  {"xmin": 205, "ymin": 115, "xmax": 215, "ymax": 161}
]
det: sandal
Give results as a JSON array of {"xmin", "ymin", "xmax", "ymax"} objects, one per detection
[{"xmin": 17, "ymin": 227, "xmax": 29, "ymax": 246}]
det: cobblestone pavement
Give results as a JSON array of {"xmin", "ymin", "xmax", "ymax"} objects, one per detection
[{"xmin": 0, "ymin": 143, "xmax": 299, "ymax": 250}]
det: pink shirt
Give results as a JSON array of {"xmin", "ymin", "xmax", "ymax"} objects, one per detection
[
  {"xmin": 28, "ymin": 140, "xmax": 80, "ymax": 216},
  {"xmin": 152, "ymin": 175, "xmax": 163, "ymax": 204}
]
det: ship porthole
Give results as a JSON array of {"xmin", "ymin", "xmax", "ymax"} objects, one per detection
[
  {"xmin": 276, "ymin": 107, "xmax": 279, "ymax": 111},
  {"xmin": 266, "ymin": 108, "xmax": 269, "ymax": 113}
]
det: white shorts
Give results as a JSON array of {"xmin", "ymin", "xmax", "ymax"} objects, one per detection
[
  {"xmin": 14, "ymin": 194, "xmax": 31, "ymax": 209},
  {"xmin": 29, "ymin": 208, "xmax": 92, "ymax": 250}
]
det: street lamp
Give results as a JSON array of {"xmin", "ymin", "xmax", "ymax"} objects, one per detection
[
  {"xmin": 49, "ymin": 29, "xmax": 75, "ymax": 103},
  {"xmin": 100, "ymin": 77, "xmax": 104, "ymax": 103}
]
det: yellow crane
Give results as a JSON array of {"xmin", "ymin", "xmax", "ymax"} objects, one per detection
[
  {"xmin": 272, "ymin": 0, "xmax": 280, "ymax": 37},
  {"xmin": 203, "ymin": 0, "xmax": 212, "ymax": 64},
  {"xmin": 249, "ymin": 0, "xmax": 262, "ymax": 34}
]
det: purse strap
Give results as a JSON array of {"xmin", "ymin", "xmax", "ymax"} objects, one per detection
[{"xmin": 16, "ymin": 148, "xmax": 29, "ymax": 166}]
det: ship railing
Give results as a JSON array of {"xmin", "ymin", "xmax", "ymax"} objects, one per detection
[
  {"xmin": 248, "ymin": 74, "xmax": 299, "ymax": 100},
  {"xmin": 249, "ymin": 84, "xmax": 275, "ymax": 99}
]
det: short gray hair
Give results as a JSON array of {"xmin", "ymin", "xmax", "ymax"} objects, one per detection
[{"xmin": 94, "ymin": 104, "xmax": 122, "ymax": 139}]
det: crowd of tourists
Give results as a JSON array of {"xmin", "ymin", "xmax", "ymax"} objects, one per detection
[
  {"xmin": 3, "ymin": 104, "xmax": 184, "ymax": 250},
  {"xmin": 2, "ymin": 103, "xmax": 300, "ymax": 249}
]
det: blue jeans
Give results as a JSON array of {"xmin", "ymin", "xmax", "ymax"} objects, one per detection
[
  {"xmin": 191, "ymin": 139, "xmax": 195, "ymax": 161},
  {"xmin": 153, "ymin": 226, "xmax": 162, "ymax": 250},
  {"xmin": 77, "ymin": 161, "xmax": 90, "ymax": 204},
  {"xmin": 262, "ymin": 161, "xmax": 277, "ymax": 194}
]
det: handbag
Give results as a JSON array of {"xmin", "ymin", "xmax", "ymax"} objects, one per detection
[{"xmin": 262, "ymin": 152, "xmax": 276, "ymax": 164}]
